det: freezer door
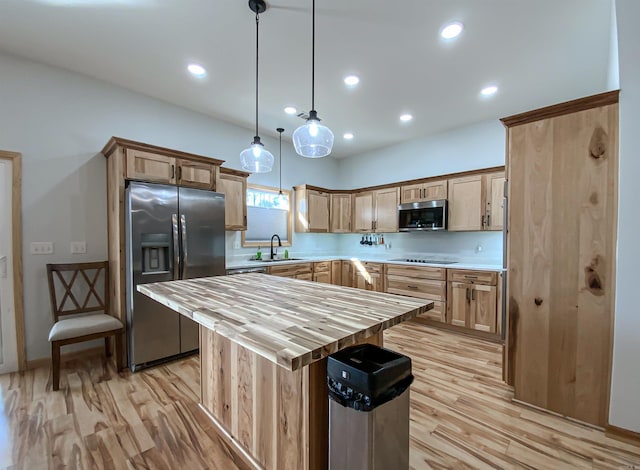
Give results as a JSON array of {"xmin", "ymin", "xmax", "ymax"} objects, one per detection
[{"xmin": 126, "ymin": 182, "xmax": 181, "ymax": 369}]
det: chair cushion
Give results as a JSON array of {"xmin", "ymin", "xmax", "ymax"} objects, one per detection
[{"xmin": 48, "ymin": 314, "xmax": 123, "ymax": 342}]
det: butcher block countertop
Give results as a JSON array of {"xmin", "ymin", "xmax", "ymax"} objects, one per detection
[{"xmin": 138, "ymin": 273, "xmax": 432, "ymax": 371}]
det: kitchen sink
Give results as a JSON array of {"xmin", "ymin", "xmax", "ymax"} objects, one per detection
[{"xmin": 254, "ymin": 258, "xmax": 305, "ymax": 262}]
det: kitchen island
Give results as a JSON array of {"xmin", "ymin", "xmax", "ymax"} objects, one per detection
[{"xmin": 138, "ymin": 273, "xmax": 432, "ymax": 470}]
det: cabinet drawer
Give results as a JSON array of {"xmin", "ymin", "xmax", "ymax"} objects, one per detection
[
  {"xmin": 448, "ymin": 269, "xmax": 498, "ymax": 285},
  {"xmin": 268, "ymin": 263, "xmax": 312, "ymax": 277},
  {"xmin": 313, "ymin": 261, "xmax": 331, "ymax": 273},
  {"xmin": 386, "ymin": 275, "xmax": 446, "ymax": 301},
  {"xmin": 386, "ymin": 264, "xmax": 445, "ymax": 280}
]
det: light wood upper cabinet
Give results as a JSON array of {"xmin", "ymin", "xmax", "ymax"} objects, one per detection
[
  {"xmin": 484, "ymin": 172, "xmax": 505, "ymax": 231},
  {"xmin": 448, "ymin": 172, "xmax": 505, "ymax": 231},
  {"xmin": 217, "ymin": 169, "xmax": 248, "ymax": 231},
  {"xmin": 374, "ymin": 187, "xmax": 400, "ymax": 233},
  {"xmin": 353, "ymin": 191, "xmax": 374, "ymax": 232},
  {"xmin": 448, "ymin": 175, "xmax": 483, "ymax": 231},
  {"xmin": 125, "ymin": 148, "xmax": 218, "ymax": 190},
  {"xmin": 401, "ymin": 180, "xmax": 448, "ymax": 204},
  {"xmin": 353, "ymin": 188, "xmax": 399, "ymax": 233},
  {"xmin": 178, "ymin": 160, "xmax": 216, "ymax": 190},
  {"xmin": 330, "ymin": 193, "xmax": 352, "ymax": 233},
  {"xmin": 294, "ymin": 186, "xmax": 330, "ymax": 233},
  {"xmin": 126, "ymin": 149, "xmax": 177, "ymax": 184}
]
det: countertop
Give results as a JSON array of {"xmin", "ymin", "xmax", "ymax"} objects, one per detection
[
  {"xmin": 138, "ymin": 273, "xmax": 432, "ymax": 371},
  {"xmin": 226, "ymin": 255, "xmax": 504, "ymax": 272}
]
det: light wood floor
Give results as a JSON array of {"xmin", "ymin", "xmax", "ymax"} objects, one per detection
[{"xmin": 1, "ymin": 322, "xmax": 638, "ymax": 469}]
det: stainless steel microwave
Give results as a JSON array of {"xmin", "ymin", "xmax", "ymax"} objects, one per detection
[{"xmin": 398, "ymin": 199, "xmax": 447, "ymax": 231}]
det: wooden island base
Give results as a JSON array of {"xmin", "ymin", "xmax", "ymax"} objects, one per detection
[{"xmin": 200, "ymin": 326, "xmax": 383, "ymax": 470}]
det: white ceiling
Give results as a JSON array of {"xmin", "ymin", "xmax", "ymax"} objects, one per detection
[{"xmin": 0, "ymin": 0, "xmax": 613, "ymax": 158}]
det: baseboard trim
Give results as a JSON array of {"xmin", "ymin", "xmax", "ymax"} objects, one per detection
[
  {"xmin": 411, "ymin": 317, "xmax": 504, "ymax": 344},
  {"xmin": 605, "ymin": 424, "xmax": 640, "ymax": 447},
  {"xmin": 26, "ymin": 346, "xmax": 104, "ymax": 370},
  {"xmin": 511, "ymin": 398, "xmax": 604, "ymax": 431}
]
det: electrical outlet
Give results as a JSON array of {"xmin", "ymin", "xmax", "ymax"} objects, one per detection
[
  {"xmin": 30, "ymin": 242, "xmax": 54, "ymax": 255},
  {"xmin": 70, "ymin": 241, "xmax": 87, "ymax": 254},
  {"xmin": 476, "ymin": 243, "xmax": 483, "ymax": 253}
]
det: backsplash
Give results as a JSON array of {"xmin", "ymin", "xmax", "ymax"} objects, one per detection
[{"xmin": 226, "ymin": 230, "xmax": 502, "ymax": 265}]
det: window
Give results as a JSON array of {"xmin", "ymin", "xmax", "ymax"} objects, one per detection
[{"xmin": 242, "ymin": 184, "xmax": 292, "ymax": 247}]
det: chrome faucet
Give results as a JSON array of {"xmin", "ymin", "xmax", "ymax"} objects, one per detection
[{"xmin": 270, "ymin": 234, "xmax": 282, "ymax": 260}]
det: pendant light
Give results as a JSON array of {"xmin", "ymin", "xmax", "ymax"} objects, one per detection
[
  {"xmin": 292, "ymin": 0, "xmax": 334, "ymax": 158},
  {"xmin": 240, "ymin": 0, "xmax": 274, "ymax": 173},
  {"xmin": 277, "ymin": 127, "xmax": 284, "ymax": 196}
]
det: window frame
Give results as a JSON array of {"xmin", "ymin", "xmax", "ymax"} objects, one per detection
[{"xmin": 241, "ymin": 183, "xmax": 293, "ymax": 248}]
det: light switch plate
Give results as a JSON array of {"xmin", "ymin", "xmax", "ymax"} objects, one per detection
[
  {"xmin": 70, "ymin": 241, "xmax": 87, "ymax": 254},
  {"xmin": 30, "ymin": 242, "xmax": 54, "ymax": 255}
]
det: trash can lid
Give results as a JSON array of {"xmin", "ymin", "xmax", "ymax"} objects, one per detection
[{"xmin": 327, "ymin": 344, "xmax": 411, "ymax": 399}]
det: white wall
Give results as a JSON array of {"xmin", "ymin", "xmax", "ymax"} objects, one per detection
[
  {"xmin": 609, "ymin": 0, "xmax": 640, "ymax": 434},
  {"xmin": 607, "ymin": 0, "xmax": 620, "ymax": 90},
  {"xmin": 0, "ymin": 51, "xmax": 338, "ymax": 361},
  {"xmin": 336, "ymin": 119, "xmax": 505, "ymax": 189}
]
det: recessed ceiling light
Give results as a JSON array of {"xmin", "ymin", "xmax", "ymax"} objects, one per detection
[
  {"xmin": 481, "ymin": 85, "xmax": 498, "ymax": 96},
  {"xmin": 284, "ymin": 106, "xmax": 297, "ymax": 115},
  {"xmin": 440, "ymin": 22, "xmax": 464, "ymax": 40},
  {"xmin": 187, "ymin": 63, "xmax": 207, "ymax": 78},
  {"xmin": 344, "ymin": 75, "xmax": 360, "ymax": 86},
  {"xmin": 400, "ymin": 114, "xmax": 413, "ymax": 122},
  {"xmin": 343, "ymin": 132, "xmax": 354, "ymax": 140}
]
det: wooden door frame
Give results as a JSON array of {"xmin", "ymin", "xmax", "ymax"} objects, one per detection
[{"xmin": 0, "ymin": 150, "xmax": 26, "ymax": 371}]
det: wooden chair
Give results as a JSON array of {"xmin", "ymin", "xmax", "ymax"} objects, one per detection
[{"xmin": 47, "ymin": 261, "xmax": 124, "ymax": 391}]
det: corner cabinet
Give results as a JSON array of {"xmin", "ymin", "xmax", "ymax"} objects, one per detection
[
  {"xmin": 502, "ymin": 90, "xmax": 619, "ymax": 427},
  {"xmin": 330, "ymin": 193, "xmax": 352, "ymax": 233},
  {"xmin": 448, "ymin": 172, "xmax": 504, "ymax": 231},
  {"xmin": 102, "ymin": 136, "xmax": 225, "ymax": 366},
  {"xmin": 217, "ymin": 168, "xmax": 249, "ymax": 231},
  {"xmin": 294, "ymin": 185, "xmax": 330, "ymax": 233},
  {"xmin": 353, "ymin": 187, "xmax": 399, "ymax": 233}
]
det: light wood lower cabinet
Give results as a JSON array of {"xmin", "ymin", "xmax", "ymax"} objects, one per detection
[
  {"xmin": 384, "ymin": 264, "xmax": 446, "ymax": 323},
  {"xmin": 341, "ymin": 261, "xmax": 353, "ymax": 287},
  {"xmin": 313, "ymin": 261, "xmax": 331, "ymax": 284},
  {"xmin": 331, "ymin": 260, "xmax": 342, "ymax": 285},
  {"xmin": 267, "ymin": 263, "xmax": 313, "ymax": 280},
  {"xmin": 353, "ymin": 261, "xmax": 383, "ymax": 292},
  {"xmin": 447, "ymin": 269, "xmax": 498, "ymax": 334}
]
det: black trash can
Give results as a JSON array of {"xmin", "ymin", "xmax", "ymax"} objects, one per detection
[{"xmin": 327, "ymin": 343, "xmax": 413, "ymax": 470}]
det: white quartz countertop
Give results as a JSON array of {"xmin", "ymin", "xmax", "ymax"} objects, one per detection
[{"xmin": 226, "ymin": 256, "xmax": 504, "ymax": 272}]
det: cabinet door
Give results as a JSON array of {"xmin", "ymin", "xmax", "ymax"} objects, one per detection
[
  {"xmin": 448, "ymin": 175, "xmax": 483, "ymax": 231},
  {"xmin": 313, "ymin": 271, "xmax": 331, "ymax": 284},
  {"xmin": 331, "ymin": 260, "xmax": 342, "ymax": 285},
  {"xmin": 353, "ymin": 192, "xmax": 374, "ymax": 232},
  {"xmin": 216, "ymin": 173, "xmax": 247, "ymax": 230},
  {"xmin": 374, "ymin": 187, "xmax": 399, "ymax": 233},
  {"xmin": 178, "ymin": 160, "xmax": 215, "ymax": 190},
  {"xmin": 330, "ymin": 194, "xmax": 352, "ymax": 233},
  {"xmin": 308, "ymin": 190, "xmax": 330, "ymax": 232},
  {"xmin": 400, "ymin": 183, "xmax": 423, "ymax": 204},
  {"xmin": 125, "ymin": 149, "xmax": 176, "ymax": 184},
  {"xmin": 296, "ymin": 272, "xmax": 313, "ymax": 281},
  {"xmin": 470, "ymin": 285, "xmax": 497, "ymax": 332},
  {"xmin": 423, "ymin": 180, "xmax": 448, "ymax": 201},
  {"xmin": 341, "ymin": 261, "xmax": 353, "ymax": 287},
  {"xmin": 355, "ymin": 271, "xmax": 380, "ymax": 291},
  {"xmin": 448, "ymin": 282, "xmax": 471, "ymax": 327},
  {"xmin": 484, "ymin": 172, "xmax": 505, "ymax": 231},
  {"xmin": 370, "ymin": 272, "xmax": 384, "ymax": 292}
]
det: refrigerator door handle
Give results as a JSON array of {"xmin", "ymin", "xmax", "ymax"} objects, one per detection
[
  {"xmin": 172, "ymin": 213, "xmax": 180, "ymax": 280},
  {"xmin": 181, "ymin": 214, "xmax": 188, "ymax": 280}
]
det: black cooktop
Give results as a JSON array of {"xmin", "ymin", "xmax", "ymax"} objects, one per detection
[{"xmin": 389, "ymin": 258, "xmax": 458, "ymax": 265}]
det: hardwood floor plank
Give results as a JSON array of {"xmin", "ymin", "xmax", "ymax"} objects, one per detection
[{"xmin": 1, "ymin": 322, "xmax": 638, "ymax": 469}]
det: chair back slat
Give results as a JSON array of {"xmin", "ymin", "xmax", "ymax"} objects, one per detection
[{"xmin": 46, "ymin": 261, "xmax": 110, "ymax": 322}]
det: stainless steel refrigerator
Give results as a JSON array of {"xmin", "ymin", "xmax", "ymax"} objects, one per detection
[{"xmin": 125, "ymin": 181, "xmax": 225, "ymax": 371}]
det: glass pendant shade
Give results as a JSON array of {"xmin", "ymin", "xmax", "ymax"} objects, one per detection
[
  {"xmin": 240, "ymin": 136, "xmax": 274, "ymax": 173},
  {"xmin": 293, "ymin": 111, "xmax": 334, "ymax": 158}
]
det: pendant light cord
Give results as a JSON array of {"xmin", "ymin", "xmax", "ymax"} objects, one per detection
[
  {"xmin": 255, "ymin": 11, "xmax": 260, "ymax": 137},
  {"xmin": 311, "ymin": 0, "xmax": 315, "ymax": 111},
  {"xmin": 278, "ymin": 130, "xmax": 283, "ymax": 194}
]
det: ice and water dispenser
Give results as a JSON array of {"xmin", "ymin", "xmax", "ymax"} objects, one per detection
[{"xmin": 140, "ymin": 233, "xmax": 171, "ymax": 274}]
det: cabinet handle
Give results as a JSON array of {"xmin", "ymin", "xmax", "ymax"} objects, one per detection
[
  {"xmin": 466, "ymin": 288, "xmax": 470, "ymax": 302},
  {"xmin": 244, "ymin": 215, "xmax": 247, "ymax": 226},
  {"xmin": 171, "ymin": 164, "xmax": 175, "ymax": 180},
  {"xmin": 472, "ymin": 289, "xmax": 476, "ymax": 300},
  {"xmin": 464, "ymin": 275, "xmax": 478, "ymax": 279},
  {"xmin": 178, "ymin": 165, "xmax": 182, "ymax": 181},
  {"xmin": 481, "ymin": 215, "xmax": 485, "ymax": 228},
  {"xmin": 486, "ymin": 214, "xmax": 491, "ymax": 227},
  {"xmin": 407, "ymin": 285, "xmax": 418, "ymax": 289}
]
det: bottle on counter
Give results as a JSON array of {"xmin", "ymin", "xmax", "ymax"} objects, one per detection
[
  {"xmin": 284, "ymin": 249, "xmax": 289, "ymax": 259},
  {"xmin": 256, "ymin": 246, "xmax": 262, "ymax": 260}
]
